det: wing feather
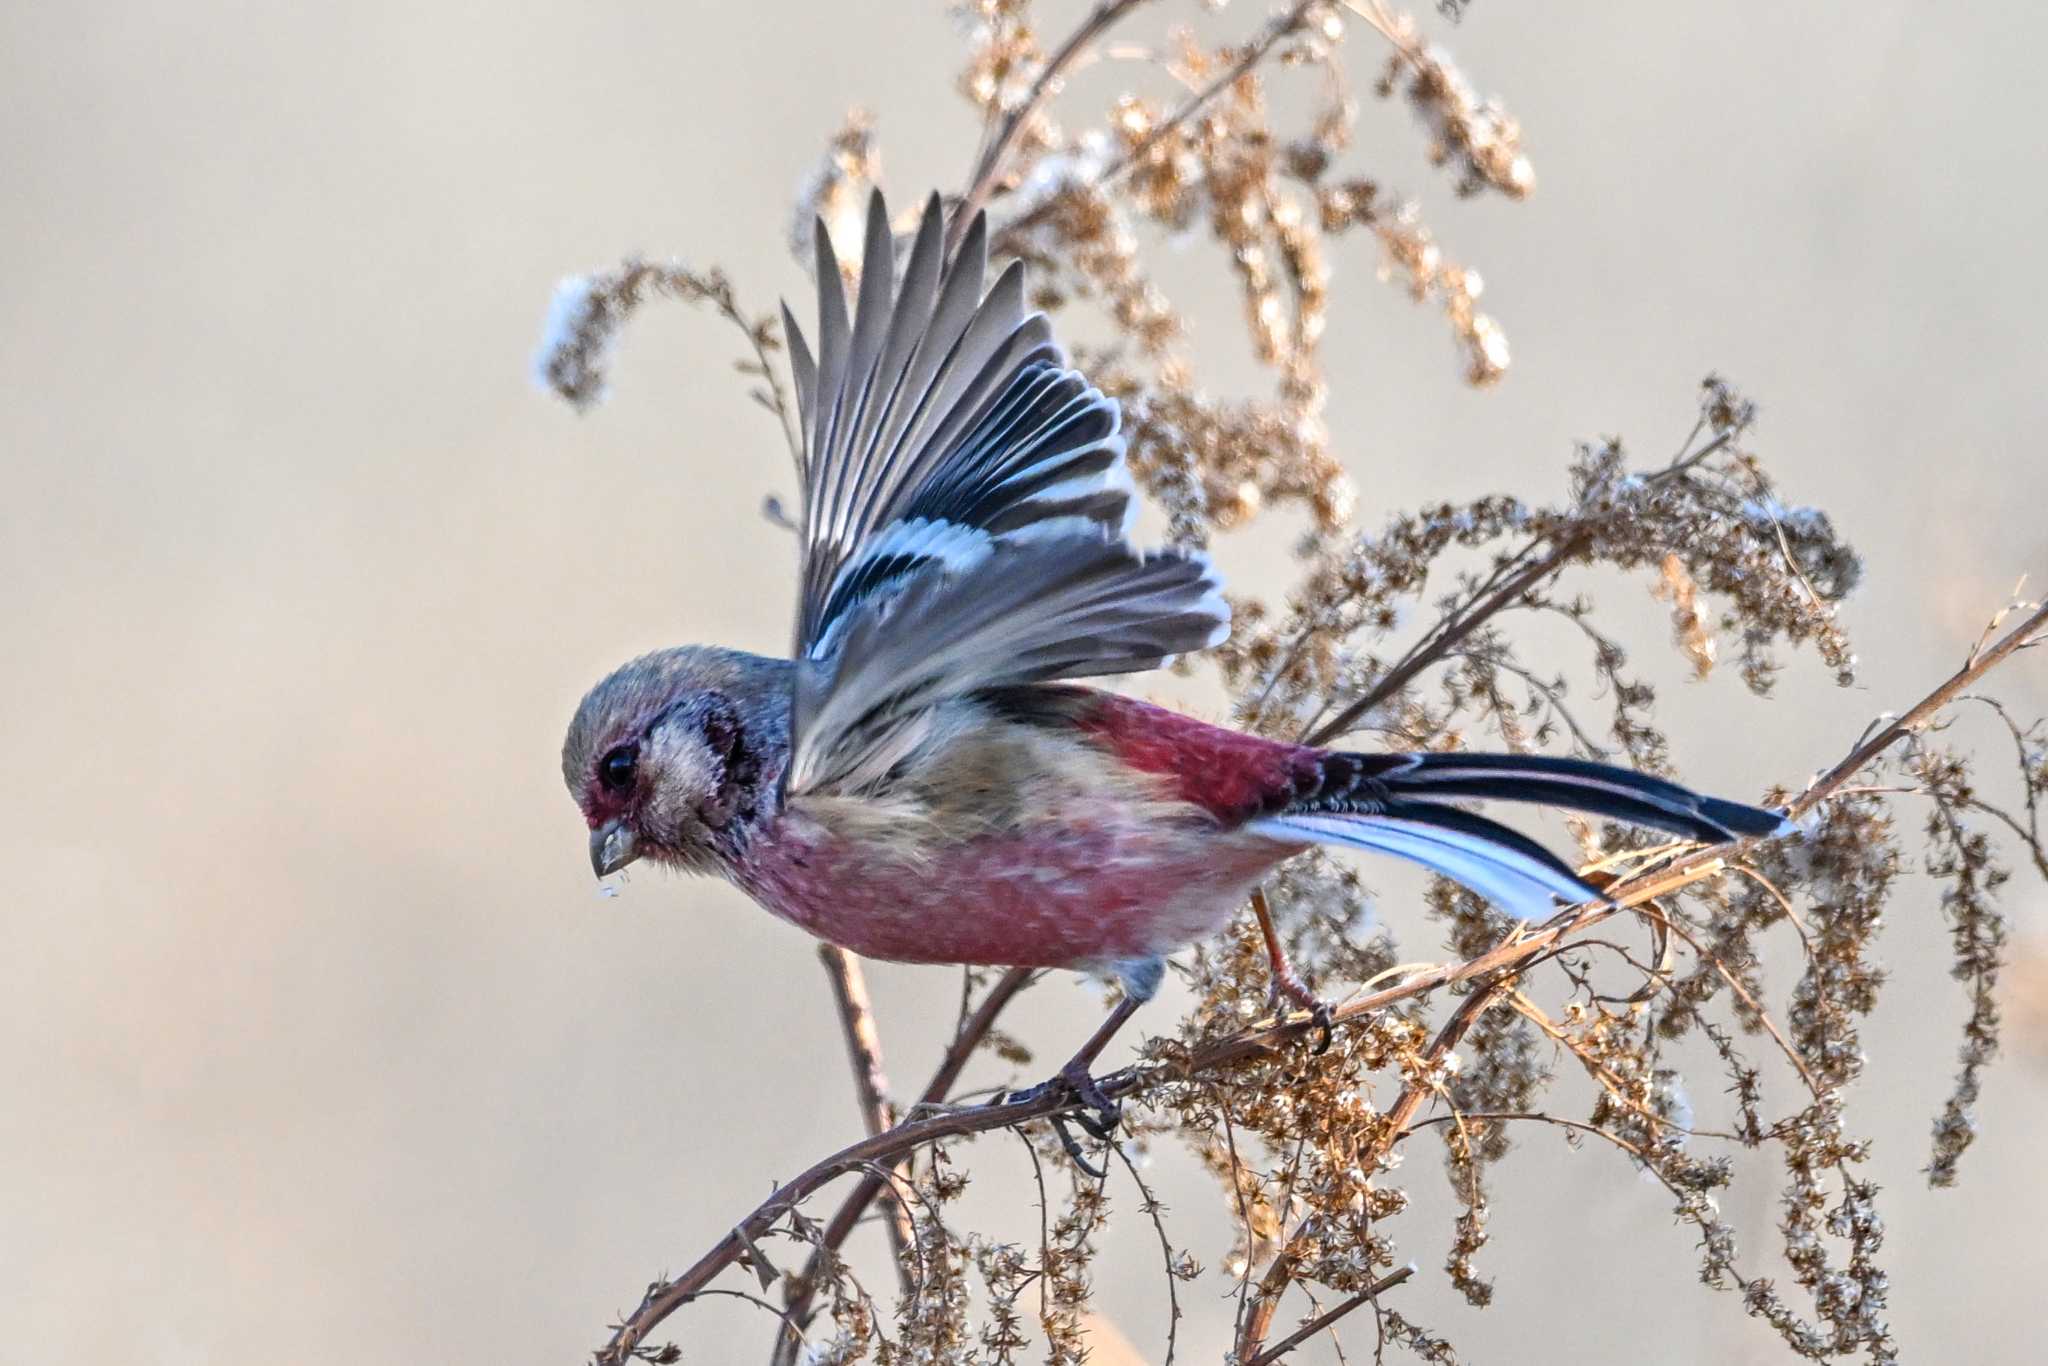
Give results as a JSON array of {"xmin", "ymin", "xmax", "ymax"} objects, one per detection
[
  {"xmin": 809, "ymin": 224, "xmax": 853, "ymax": 465},
  {"xmin": 780, "ymin": 301, "xmax": 817, "ymax": 466},
  {"xmin": 791, "ymin": 534, "xmax": 1229, "ymax": 793},
  {"xmin": 777, "ymin": 190, "xmax": 1229, "ymax": 796}
]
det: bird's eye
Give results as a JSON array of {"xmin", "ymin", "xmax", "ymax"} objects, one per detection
[{"xmin": 598, "ymin": 744, "xmax": 639, "ymax": 793}]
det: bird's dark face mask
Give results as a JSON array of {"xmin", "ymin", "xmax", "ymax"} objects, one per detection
[{"xmin": 583, "ymin": 690, "xmax": 761, "ymax": 878}]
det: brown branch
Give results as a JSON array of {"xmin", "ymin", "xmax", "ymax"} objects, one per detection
[
  {"xmin": 589, "ymin": 863, "xmax": 1724, "ymax": 1364},
  {"xmin": 809, "ymin": 967, "xmax": 1033, "ymax": 1257},
  {"xmin": 816, "ymin": 945, "xmax": 897, "ymax": 1133},
  {"xmin": 1244, "ymin": 1265, "xmax": 1416, "ymax": 1366},
  {"xmin": 1236, "ymin": 972, "xmax": 1509, "ymax": 1360},
  {"xmin": 813, "ymin": 946, "xmax": 913, "ymax": 1281},
  {"xmin": 767, "ymin": 966, "xmax": 1033, "ymax": 1358},
  {"xmin": 1305, "ymin": 431, "xmax": 1736, "ymax": 747},
  {"xmin": 1789, "ymin": 597, "xmax": 2048, "ymax": 817},
  {"xmin": 952, "ymin": 0, "xmax": 1154, "ymax": 253},
  {"xmin": 1307, "ymin": 537, "xmax": 1581, "ymax": 746}
]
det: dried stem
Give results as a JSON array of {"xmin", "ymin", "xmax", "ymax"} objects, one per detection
[
  {"xmin": 814, "ymin": 946, "xmax": 914, "ymax": 1282},
  {"xmin": 1236, "ymin": 974, "xmax": 1507, "ymax": 1359},
  {"xmin": 768, "ymin": 966, "xmax": 1034, "ymax": 1355},
  {"xmin": 1101, "ymin": 0, "xmax": 1323, "ymax": 186},
  {"xmin": 989, "ymin": 0, "xmax": 1326, "ymax": 251},
  {"xmin": 1305, "ymin": 430, "xmax": 1735, "ymax": 746},
  {"xmin": 952, "ymin": 0, "xmax": 1153, "ymax": 252},
  {"xmin": 1791, "ymin": 598, "xmax": 2048, "ymax": 816},
  {"xmin": 1244, "ymin": 1264, "xmax": 1418, "ymax": 1366}
]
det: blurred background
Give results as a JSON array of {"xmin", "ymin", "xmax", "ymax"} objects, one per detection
[{"xmin": 4, "ymin": 1, "xmax": 2045, "ymax": 1361}]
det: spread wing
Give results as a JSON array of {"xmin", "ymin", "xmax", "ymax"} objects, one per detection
[{"xmin": 779, "ymin": 191, "xmax": 1228, "ymax": 795}]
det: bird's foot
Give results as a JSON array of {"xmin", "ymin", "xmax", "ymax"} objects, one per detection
[
  {"xmin": 1059, "ymin": 1062, "xmax": 1123, "ymax": 1140},
  {"xmin": 1001, "ymin": 1063, "xmax": 1122, "ymax": 1128},
  {"xmin": 1252, "ymin": 889, "xmax": 1336, "ymax": 1055},
  {"xmin": 1003, "ymin": 1061, "xmax": 1124, "ymax": 1177},
  {"xmin": 1267, "ymin": 975, "xmax": 1337, "ymax": 1057}
]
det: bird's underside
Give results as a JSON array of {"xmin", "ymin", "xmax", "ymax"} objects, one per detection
[{"xmin": 732, "ymin": 799, "xmax": 1293, "ymax": 974}]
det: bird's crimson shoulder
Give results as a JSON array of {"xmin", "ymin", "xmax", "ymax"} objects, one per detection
[{"xmin": 1068, "ymin": 692, "xmax": 1326, "ymax": 826}]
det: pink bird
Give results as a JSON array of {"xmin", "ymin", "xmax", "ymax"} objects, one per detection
[{"xmin": 562, "ymin": 191, "xmax": 1785, "ymax": 1137}]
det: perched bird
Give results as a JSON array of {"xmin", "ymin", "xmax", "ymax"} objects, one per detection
[{"xmin": 562, "ymin": 191, "xmax": 1786, "ymax": 1125}]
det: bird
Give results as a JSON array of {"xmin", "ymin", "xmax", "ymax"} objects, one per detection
[{"xmin": 561, "ymin": 189, "xmax": 1787, "ymax": 1136}]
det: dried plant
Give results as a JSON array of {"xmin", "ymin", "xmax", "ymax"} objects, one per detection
[{"xmin": 533, "ymin": 4, "xmax": 2047, "ymax": 1362}]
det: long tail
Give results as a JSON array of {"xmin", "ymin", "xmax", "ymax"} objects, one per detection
[{"xmin": 1247, "ymin": 750, "xmax": 1790, "ymax": 920}]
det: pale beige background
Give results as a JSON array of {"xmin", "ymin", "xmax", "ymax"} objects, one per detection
[{"xmin": 5, "ymin": 2, "xmax": 2046, "ymax": 1362}]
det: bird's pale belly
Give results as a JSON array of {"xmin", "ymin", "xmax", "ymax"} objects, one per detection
[{"xmin": 731, "ymin": 809, "xmax": 1300, "ymax": 970}]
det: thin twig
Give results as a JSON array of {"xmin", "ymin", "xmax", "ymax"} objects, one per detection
[
  {"xmin": 990, "ymin": 0, "xmax": 1324, "ymax": 253},
  {"xmin": 1504, "ymin": 990, "xmax": 1743, "ymax": 1143},
  {"xmin": 1792, "ymin": 598, "xmax": 2048, "ymax": 816},
  {"xmin": 1305, "ymin": 431, "xmax": 1736, "ymax": 747},
  {"xmin": 1630, "ymin": 898, "xmax": 1823, "ymax": 1094},
  {"xmin": 816, "ymin": 946, "xmax": 914, "ymax": 1274},
  {"xmin": 952, "ymin": 0, "xmax": 1154, "ymax": 252},
  {"xmin": 1306, "ymin": 538, "xmax": 1585, "ymax": 745},
  {"xmin": 771, "ymin": 966, "xmax": 1033, "ymax": 1351},
  {"xmin": 1101, "ymin": 1, "xmax": 1321, "ymax": 186},
  {"xmin": 1406, "ymin": 1110, "xmax": 1740, "ymax": 1231},
  {"xmin": 1108, "ymin": 1138, "xmax": 1183, "ymax": 1364},
  {"xmin": 1216, "ymin": 1082, "xmax": 1262, "ymax": 1344},
  {"xmin": 1245, "ymin": 1266, "xmax": 1417, "ymax": 1366}
]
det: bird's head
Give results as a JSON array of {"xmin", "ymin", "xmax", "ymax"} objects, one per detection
[{"xmin": 562, "ymin": 646, "xmax": 791, "ymax": 878}]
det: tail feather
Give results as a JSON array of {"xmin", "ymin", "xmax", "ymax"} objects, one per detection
[
  {"xmin": 1250, "ymin": 749, "xmax": 1789, "ymax": 920},
  {"xmin": 1250, "ymin": 810, "xmax": 1599, "ymax": 919},
  {"xmin": 1374, "ymin": 796, "xmax": 1590, "ymax": 890},
  {"xmin": 1371, "ymin": 752, "xmax": 1790, "ymax": 843}
]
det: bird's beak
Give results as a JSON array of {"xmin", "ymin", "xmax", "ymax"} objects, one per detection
[{"xmin": 590, "ymin": 819, "xmax": 641, "ymax": 878}]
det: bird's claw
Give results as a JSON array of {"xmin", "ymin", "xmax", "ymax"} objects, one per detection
[
  {"xmin": 1048, "ymin": 1114, "xmax": 1107, "ymax": 1178},
  {"xmin": 1268, "ymin": 980, "xmax": 1337, "ymax": 1056},
  {"xmin": 1005, "ymin": 1063, "xmax": 1123, "ymax": 1176},
  {"xmin": 1305, "ymin": 999, "xmax": 1336, "ymax": 1056},
  {"xmin": 1062, "ymin": 1064, "xmax": 1122, "ymax": 1139}
]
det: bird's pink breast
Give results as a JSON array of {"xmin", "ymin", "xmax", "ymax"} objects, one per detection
[{"xmin": 731, "ymin": 810, "xmax": 1296, "ymax": 970}]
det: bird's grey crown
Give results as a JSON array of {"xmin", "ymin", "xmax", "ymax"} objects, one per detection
[{"xmin": 561, "ymin": 645, "xmax": 793, "ymax": 798}]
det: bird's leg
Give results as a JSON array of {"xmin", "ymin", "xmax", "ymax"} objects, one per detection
[
  {"xmin": 1054, "ymin": 993, "xmax": 1143, "ymax": 1134},
  {"xmin": 1003, "ymin": 956, "xmax": 1162, "ymax": 1174},
  {"xmin": 1252, "ymin": 888, "xmax": 1334, "ymax": 1054},
  {"xmin": 1032, "ymin": 994, "xmax": 1142, "ymax": 1177},
  {"xmin": 1005, "ymin": 995, "xmax": 1142, "ymax": 1120}
]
